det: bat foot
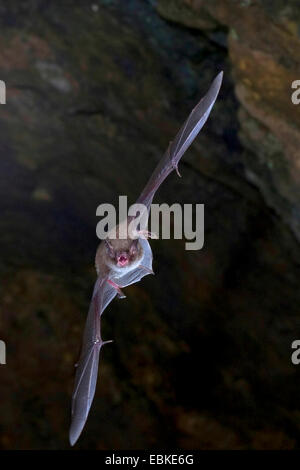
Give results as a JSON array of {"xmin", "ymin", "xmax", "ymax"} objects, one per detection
[
  {"xmin": 138, "ymin": 265, "xmax": 155, "ymax": 275},
  {"xmin": 117, "ymin": 291, "xmax": 126, "ymax": 299},
  {"xmin": 107, "ymin": 279, "xmax": 126, "ymax": 298},
  {"xmin": 136, "ymin": 230, "xmax": 158, "ymax": 240}
]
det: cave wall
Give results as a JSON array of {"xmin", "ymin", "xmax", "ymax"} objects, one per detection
[
  {"xmin": 0, "ymin": 0, "xmax": 299, "ymax": 450},
  {"xmin": 158, "ymin": 0, "xmax": 300, "ymax": 238}
]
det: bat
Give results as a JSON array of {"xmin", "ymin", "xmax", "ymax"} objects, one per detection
[{"xmin": 69, "ymin": 71, "xmax": 223, "ymax": 445}]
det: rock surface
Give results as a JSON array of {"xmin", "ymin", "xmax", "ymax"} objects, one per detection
[
  {"xmin": 0, "ymin": 0, "xmax": 299, "ymax": 450},
  {"xmin": 158, "ymin": 0, "xmax": 300, "ymax": 239}
]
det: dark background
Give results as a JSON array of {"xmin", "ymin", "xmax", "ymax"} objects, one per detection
[{"xmin": 0, "ymin": 0, "xmax": 300, "ymax": 450}]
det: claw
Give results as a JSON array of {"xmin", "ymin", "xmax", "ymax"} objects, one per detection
[
  {"xmin": 173, "ymin": 164, "xmax": 181, "ymax": 178},
  {"xmin": 168, "ymin": 141, "xmax": 181, "ymax": 178}
]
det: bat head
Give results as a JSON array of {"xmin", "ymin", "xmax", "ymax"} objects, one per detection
[{"xmin": 104, "ymin": 238, "xmax": 141, "ymax": 268}]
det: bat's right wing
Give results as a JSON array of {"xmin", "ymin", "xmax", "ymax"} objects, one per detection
[{"xmin": 135, "ymin": 71, "xmax": 223, "ymax": 212}]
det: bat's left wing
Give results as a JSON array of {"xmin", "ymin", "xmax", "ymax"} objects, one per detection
[{"xmin": 135, "ymin": 71, "xmax": 223, "ymax": 212}]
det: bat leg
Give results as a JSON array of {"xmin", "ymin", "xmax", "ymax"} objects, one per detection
[
  {"xmin": 168, "ymin": 141, "xmax": 181, "ymax": 177},
  {"xmin": 138, "ymin": 265, "xmax": 155, "ymax": 275},
  {"xmin": 107, "ymin": 279, "xmax": 126, "ymax": 298},
  {"xmin": 136, "ymin": 230, "xmax": 158, "ymax": 240}
]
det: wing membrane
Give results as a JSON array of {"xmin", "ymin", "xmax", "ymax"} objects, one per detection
[
  {"xmin": 136, "ymin": 71, "xmax": 223, "ymax": 211},
  {"xmin": 69, "ymin": 239, "xmax": 153, "ymax": 445}
]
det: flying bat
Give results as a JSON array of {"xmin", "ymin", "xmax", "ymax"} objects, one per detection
[{"xmin": 69, "ymin": 71, "xmax": 223, "ymax": 445}]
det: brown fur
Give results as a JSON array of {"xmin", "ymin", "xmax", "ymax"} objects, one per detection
[{"xmin": 95, "ymin": 223, "xmax": 143, "ymax": 278}]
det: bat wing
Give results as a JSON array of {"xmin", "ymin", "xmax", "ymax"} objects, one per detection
[
  {"xmin": 135, "ymin": 71, "xmax": 223, "ymax": 211},
  {"xmin": 69, "ymin": 275, "xmax": 115, "ymax": 446},
  {"xmin": 69, "ymin": 71, "xmax": 223, "ymax": 444},
  {"xmin": 69, "ymin": 238, "xmax": 153, "ymax": 445}
]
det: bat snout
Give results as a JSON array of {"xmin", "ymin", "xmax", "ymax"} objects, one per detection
[{"xmin": 117, "ymin": 253, "xmax": 129, "ymax": 267}]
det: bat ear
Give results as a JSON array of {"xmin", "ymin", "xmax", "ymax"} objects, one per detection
[
  {"xmin": 129, "ymin": 238, "xmax": 138, "ymax": 254},
  {"xmin": 105, "ymin": 239, "xmax": 114, "ymax": 256}
]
